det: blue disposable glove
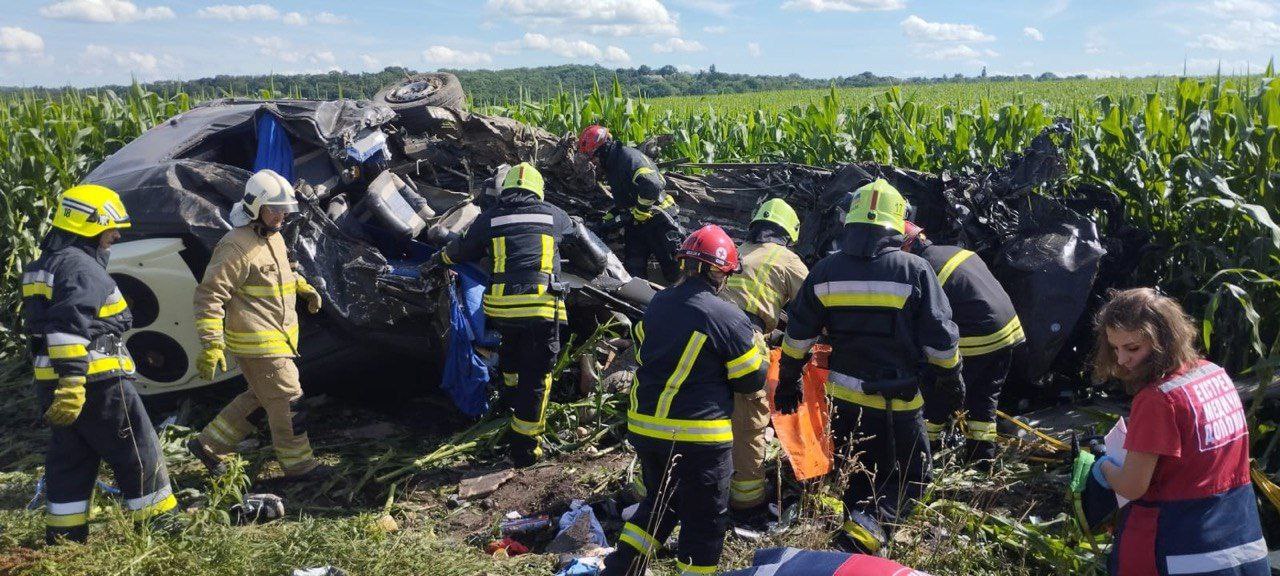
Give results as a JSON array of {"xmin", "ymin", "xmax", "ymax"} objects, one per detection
[{"xmin": 1091, "ymin": 455, "xmax": 1121, "ymax": 490}]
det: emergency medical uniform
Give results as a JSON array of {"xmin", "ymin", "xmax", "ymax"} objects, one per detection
[
  {"xmin": 439, "ymin": 163, "xmax": 599, "ymax": 466},
  {"xmin": 21, "ymin": 185, "xmax": 176, "ymax": 543},
  {"xmin": 906, "ymin": 228, "xmax": 1024, "ymax": 462},
  {"xmin": 777, "ymin": 180, "xmax": 963, "ymax": 552},
  {"xmin": 593, "ymin": 135, "xmax": 682, "ymax": 283},
  {"xmin": 1109, "ymin": 361, "xmax": 1267, "ymax": 576},
  {"xmin": 603, "ymin": 226, "xmax": 769, "ymax": 576},
  {"xmin": 720, "ymin": 199, "xmax": 809, "ymax": 510},
  {"xmin": 194, "ymin": 170, "xmax": 324, "ymax": 477}
]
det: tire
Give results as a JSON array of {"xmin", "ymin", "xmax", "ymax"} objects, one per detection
[{"xmin": 373, "ymin": 73, "xmax": 466, "ymax": 132}]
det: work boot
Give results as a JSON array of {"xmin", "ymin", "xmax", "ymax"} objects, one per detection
[
  {"xmin": 834, "ymin": 509, "xmax": 888, "ymax": 556},
  {"xmin": 508, "ymin": 434, "xmax": 543, "ymax": 468},
  {"xmin": 281, "ymin": 463, "xmax": 335, "ymax": 483},
  {"xmin": 188, "ymin": 436, "xmax": 227, "ymax": 477},
  {"xmin": 731, "ymin": 503, "xmax": 774, "ymax": 532}
]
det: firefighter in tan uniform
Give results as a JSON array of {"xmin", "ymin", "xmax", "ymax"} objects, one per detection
[
  {"xmin": 186, "ymin": 170, "xmax": 328, "ymax": 480},
  {"xmin": 719, "ymin": 198, "xmax": 809, "ymax": 523}
]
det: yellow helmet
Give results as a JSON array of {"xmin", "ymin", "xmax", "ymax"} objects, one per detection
[
  {"xmin": 845, "ymin": 178, "xmax": 908, "ymax": 234},
  {"xmin": 501, "ymin": 162, "xmax": 545, "ymax": 199},
  {"xmin": 51, "ymin": 184, "xmax": 131, "ymax": 238},
  {"xmin": 752, "ymin": 198, "xmax": 801, "ymax": 243}
]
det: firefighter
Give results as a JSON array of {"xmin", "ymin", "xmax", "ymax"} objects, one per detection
[
  {"xmin": 187, "ymin": 169, "xmax": 330, "ymax": 481},
  {"xmin": 719, "ymin": 198, "xmax": 809, "ymax": 521},
  {"xmin": 601, "ymin": 225, "xmax": 769, "ymax": 576},
  {"xmin": 902, "ymin": 221, "xmax": 1024, "ymax": 465},
  {"xmin": 774, "ymin": 179, "xmax": 965, "ymax": 554},
  {"xmin": 434, "ymin": 162, "xmax": 601, "ymax": 467},
  {"xmin": 577, "ymin": 125, "xmax": 683, "ymax": 284},
  {"xmin": 21, "ymin": 184, "xmax": 177, "ymax": 544}
]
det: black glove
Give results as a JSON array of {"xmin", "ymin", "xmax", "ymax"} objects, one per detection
[
  {"xmin": 766, "ymin": 329, "xmax": 785, "ymax": 348},
  {"xmin": 933, "ymin": 369, "xmax": 966, "ymax": 414},
  {"xmin": 232, "ymin": 493, "xmax": 285, "ymax": 524},
  {"xmin": 774, "ymin": 378, "xmax": 802, "ymax": 415}
]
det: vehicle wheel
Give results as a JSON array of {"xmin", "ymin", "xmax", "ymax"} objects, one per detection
[{"xmin": 372, "ymin": 73, "xmax": 466, "ymax": 132}]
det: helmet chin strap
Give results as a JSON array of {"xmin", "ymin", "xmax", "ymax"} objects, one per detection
[{"xmin": 253, "ymin": 219, "xmax": 282, "ymax": 237}]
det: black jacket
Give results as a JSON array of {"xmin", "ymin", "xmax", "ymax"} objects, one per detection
[
  {"xmin": 442, "ymin": 191, "xmax": 597, "ymax": 323},
  {"xmin": 913, "ymin": 239, "xmax": 1024, "ymax": 357},
  {"xmin": 628, "ymin": 276, "xmax": 767, "ymax": 450},
  {"xmin": 601, "ymin": 142, "xmax": 668, "ymax": 213},
  {"xmin": 781, "ymin": 225, "xmax": 960, "ymax": 407},
  {"xmin": 21, "ymin": 231, "xmax": 135, "ymax": 383}
]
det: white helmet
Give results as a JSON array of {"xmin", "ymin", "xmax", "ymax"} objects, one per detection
[{"xmin": 230, "ymin": 169, "xmax": 298, "ymax": 227}]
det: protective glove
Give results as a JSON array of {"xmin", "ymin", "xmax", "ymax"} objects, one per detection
[
  {"xmin": 1091, "ymin": 455, "xmax": 1121, "ymax": 490},
  {"xmin": 198, "ymin": 345, "xmax": 228, "ymax": 381},
  {"xmin": 232, "ymin": 493, "xmax": 286, "ymax": 524},
  {"xmin": 933, "ymin": 369, "xmax": 966, "ymax": 414},
  {"xmin": 45, "ymin": 376, "xmax": 86, "ymax": 427},
  {"xmin": 766, "ymin": 329, "xmax": 785, "ymax": 348},
  {"xmin": 1069, "ymin": 450, "xmax": 1097, "ymax": 494},
  {"xmin": 774, "ymin": 378, "xmax": 802, "ymax": 415},
  {"xmin": 297, "ymin": 280, "xmax": 323, "ymax": 314}
]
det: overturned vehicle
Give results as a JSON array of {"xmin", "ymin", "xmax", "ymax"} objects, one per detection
[{"xmin": 88, "ymin": 75, "xmax": 1143, "ymax": 406}]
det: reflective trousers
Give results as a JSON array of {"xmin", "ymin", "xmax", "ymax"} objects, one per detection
[
  {"xmin": 199, "ymin": 356, "xmax": 317, "ymax": 475},
  {"xmin": 496, "ymin": 321, "xmax": 559, "ymax": 462},
  {"xmin": 730, "ymin": 389, "xmax": 770, "ymax": 509},
  {"xmin": 623, "ymin": 214, "xmax": 682, "ymax": 284},
  {"xmin": 603, "ymin": 444, "xmax": 733, "ymax": 576},
  {"xmin": 924, "ymin": 346, "xmax": 1012, "ymax": 462},
  {"xmin": 39, "ymin": 377, "xmax": 175, "ymax": 544},
  {"xmin": 831, "ymin": 398, "xmax": 930, "ymax": 535}
]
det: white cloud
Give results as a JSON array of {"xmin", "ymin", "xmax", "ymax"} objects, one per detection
[
  {"xmin": 652, "ymin": 37, "xmax": 706, "ymax": 53},
  {"xmin": 81, "ymin": 43, "xmax": 179, "ymax": 79},
  {"xmin": 1193, "ymin": 19, "xmax": 1280, "ymax": 51},
  {"xmin": 40, "ymin": 0, "xmax": 174, "ymax": 23},
  {"xmin": 198, "ymin": 4, "xmax": 280, "ymax": 21},
  {"xmin": 484, "ymin": 0, "xmax": 680, "ymax": 36},
  {"xmin": 925, "ymin": 44, "xmax": 997, "ymax": 60},
  {"xmin": 1023, "ymin": 26, "xmax": 1044, "ymax": 41},
  {"xmin": 676, "ymin": 63, "xmax": 697, "ymax": 73},
  {"xmin": 0, "ymin": 27, "xmax": 45, "ymax": 63},
  {"xmin": 1045, "ymin": 0, "xmax": 1070, "ymax": 17},
  {"xmin": 703, "ymin": 25, "xmax": 727, "ymax": 34},
  {"xmin": 604, "ymin": 45, "xmax": 631, "ymax": 63},
  {"xmin": 251, "ymin": 35, "xmax": 298, "ymax": 62},
  {"xmin": 423, "ymin": 45, "xmax": 494, "ymax": 67},
  {"xmin": 781, "ymin": 0, "xmax": 904, "ymax": 13},
  {"xmin": 283, "ymin": 12, "xmax": 306, "ymax": 25},
  {"xmin": 496, "ymin": 32, "xmax": 618, "ymax": 60},
  {"xmin": 678, "ymin": 0, "xmax": 733, "ymax": 16},
  {"xmin": 747, "ymin": 42, "xmax": 762, "ymax": 57},
  {"xmin": 1185, "ymin": 57, "xmax": 1269, "ymax": 74},
  {"xmin": 312, "ymin": 50, "xmax": 335, "ymax": 65},
  {"xmin": 1084, "ymin": 27, "xmax": 1107, "ymax": 54},
  {"xmin": 1203, "ymin": 0, "xmax": 1276, "ymax": 19},
  {"xmin": 314, "ymin": 12, "xmax": 350, "ymax": 25},
  {"xmin": 360, "ymin": 54, "xmax": 379, "ymax": 68},
  {"xmin": 900, "ymin": 15, "xmax": 994, "ymax": 42}
]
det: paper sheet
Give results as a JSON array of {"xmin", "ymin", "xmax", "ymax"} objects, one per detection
[{"xmin": 1104, "ymin": 417, "xmax": 1129, "ymax": 508}]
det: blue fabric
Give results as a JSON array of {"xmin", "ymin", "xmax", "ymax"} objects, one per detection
[
  {"xmin": 556, "ymin": 503, "xmax": 607, "ymax": 548},
  {"xmin": 721, "ymin": 547, "xmax": 849, "ymax": 576},
  {"xmin": 441, "ymin": 280, "xmax": 490, "ymax": 417},
  {"xmin": 253, "ymin": 113, "xmax": 294, "ymax": 184},
  {"xmin": 554, "ymin": 557, "xmax": 603, "ymax": 576},
  {"xmin": 455, "ymin": 263, "xmax": 499, "ymax": 348},
  {"xmin": 1112, "ymin": 483, "xmax": 1269, "ymax": 576}
]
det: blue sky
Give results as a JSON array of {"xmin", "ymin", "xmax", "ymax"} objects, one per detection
[{"xmin": 0, "ymin": 0, "xmax": 1275, "ymax": 87}]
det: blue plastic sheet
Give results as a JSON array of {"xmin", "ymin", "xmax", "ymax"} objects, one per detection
[
  {"xmin": 253, "ymin": 113, "xmax": 294, "ymax": 183},
  {"xmin": 556, "ymin": 501, "xmax": 607, "ymax": 548},
  {"xmin": 441, "ymin": 278, "xmax": 491, "ymax": 417}
]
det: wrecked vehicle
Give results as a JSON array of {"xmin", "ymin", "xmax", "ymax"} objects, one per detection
[{"xmin": 87, "ymin": 73, "xmax": 1141, "ymax": 404}]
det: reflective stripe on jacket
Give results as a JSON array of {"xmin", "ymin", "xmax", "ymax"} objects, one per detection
[
  {"xmin": 603, "ymin": 142, "xmax": 669, "ymax": 215},
  {"xmin": 916, "ymin": 241, "xmax": 1024, "ymax": 357},
  {"xmin": 194, "ymin": 226, "xmax": 302, "ymax": 358},
  {"xmin": 721, "ymin": 241, "xmax": 809, "ymax": 333},
  {"xmin": 628, "ymin": 277, "xmax": 768, "ymax": 449},
  {"xmin": 21, "ymin": 232, "xmax": 135, "ymax": 382}
]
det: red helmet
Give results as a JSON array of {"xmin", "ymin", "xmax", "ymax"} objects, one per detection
[
  {"xmin": 677, "ymin": 224, "xmax": 740, "ymax": 274},
  {"xmin": 902, "ymin": 220, "xmax": 924, "ymax": 253},
  {"xmin": 577, "ymin": 125, "xmax": 611, "ymax": 156}
]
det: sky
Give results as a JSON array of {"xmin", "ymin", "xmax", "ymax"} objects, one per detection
[{"xmin": 0, "ymin": 0, "xmax": 1276, "ymax": 87}]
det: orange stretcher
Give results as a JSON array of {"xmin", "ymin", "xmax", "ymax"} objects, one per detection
[{"xmin": 767, "ymin": 345, "xmax": 834, "ymax": 480}]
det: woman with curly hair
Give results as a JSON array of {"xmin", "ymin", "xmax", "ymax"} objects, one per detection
[{"xmin": 1091, "ymin": 288, "xmax": 1267, "ymax": 576}]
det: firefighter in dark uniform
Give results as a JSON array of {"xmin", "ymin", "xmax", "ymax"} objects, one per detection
[
  {"xmin": 601, "ymin": 224, "xmax": 769, "ymax": 576},
  {"xmin": 21, "ymin": 185, "xmax": 177, "ymax": 544},
  {"xmin": 774, "ymin": 179, "xmax": 964, "ymax": 554},
  {"xmin": 436, "ymin": 163, "xmax": 601, "ymax": 467},
  {"xmin": 577, "ymin": 125, "xmax": 683, "ymax": 284},
  {"xmin": 902, "ymin": 221, "xmax": 1025, "ymax": 464}
]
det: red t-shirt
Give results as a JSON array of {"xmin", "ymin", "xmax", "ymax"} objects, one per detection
[{"xmin": 1123, "ymin": 360, "xmax": 1251, "ymax": 502}]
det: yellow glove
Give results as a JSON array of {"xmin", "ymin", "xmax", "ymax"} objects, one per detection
[
  {"xmin": 198, "ymin": 345, "xmax": 227, "ymax": 381},
  {"xmin": 46, "ymin": 377, "xmax": 86, "ymax": 427},
  {"xmin": 298, "ymin": 280, "xmax": 322, "ymax": 314}
]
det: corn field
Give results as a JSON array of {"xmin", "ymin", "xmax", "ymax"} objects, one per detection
[{"xmin": 2, "ymin": 73, "xmax": 1280, "ymax": 381}]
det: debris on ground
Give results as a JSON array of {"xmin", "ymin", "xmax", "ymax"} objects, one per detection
[
  {"xmin": 291, "ymin": 567, "xmax": 349, "ymax": 576},
  {"xmin": 486, "ymin": 537, "xmax": 530, "ymax": 556},
  {"xmin": 231, "ymin": 493, "xmax": 285, "ymax": 524},
  {"xmin": 457, "ymin": 469, "xmax": 516, "ymax": 500},
  {"xmin": 547, "ymin": 500, "xmax": 608, "ymax": 554}
]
